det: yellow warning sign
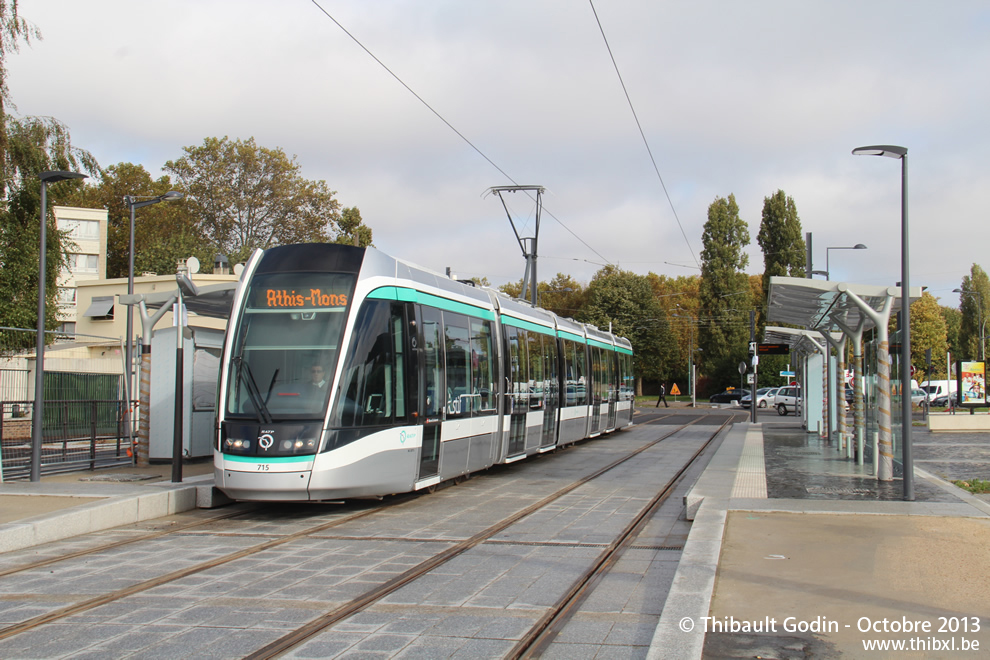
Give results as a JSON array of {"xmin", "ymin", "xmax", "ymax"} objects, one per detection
[{"xmin": 670, "ymin": 383, "xmax": 681, "ymax": 396}]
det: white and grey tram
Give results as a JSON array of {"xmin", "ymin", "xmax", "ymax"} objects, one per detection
[{"xmin": 215, "ymin": 244, "xmax": 634, "ymax": 501}]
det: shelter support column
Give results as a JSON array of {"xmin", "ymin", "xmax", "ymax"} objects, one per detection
[
  {"xmin": 839, "ymin": 285, "xmax": 896, "ymax": 481},
  {"xmin": 836, "ymin": 317, "xmax": 866, "ymax": 466},
  {"xmin": 822, "ymin": 332, "xmax": 848, "ymax": 450}
]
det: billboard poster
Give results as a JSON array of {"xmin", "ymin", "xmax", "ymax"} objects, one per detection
[{"xmin": 959, "ymin": 362, "xmax": 986, "ymax": 406}]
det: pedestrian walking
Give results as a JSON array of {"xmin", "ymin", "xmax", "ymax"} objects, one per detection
[{"xmin": 656, "ymin": 383, "xmax": 668, "ymax": 408}]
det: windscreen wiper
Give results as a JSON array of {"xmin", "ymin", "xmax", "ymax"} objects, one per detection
[{"xmin": 232, "ymin": 356, "xmax": 273, "ymax": 424}]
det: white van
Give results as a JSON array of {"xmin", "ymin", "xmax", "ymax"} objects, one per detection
[{"xmin": 919, "ymin": 379, "xmax": 957, "ymax": 404}]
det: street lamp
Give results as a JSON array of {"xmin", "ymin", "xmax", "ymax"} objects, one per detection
[
  {"xmin": 852, "ymin": 144, "xmax": 912, "ymax": 501},
  {"xmin": 825, "ymin": 244, "xmax": 867, "ymax": 280},
  {"xmin": 33, "ymin": 171, "xmax": 88, "ymax": 482},
  {"xmin": 122, "ymin": 191, "xmax": 184, "ymax": 462},
  {"xmin": 953, "ymin": 288, "xmax": 985, "ymax": 362}
]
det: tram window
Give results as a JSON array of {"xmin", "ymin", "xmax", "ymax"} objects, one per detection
[
  {"xmin": 331, "ymin": 300, "xmax": 405, "ymax": 427},
  {"xmin": 590, "ymin": 347, "xmax": 604, "ymax": 404},
  {"xmin": 420, "ymin": 306, "xmax": 443, "ymax": 418},
  {"xmin": 528, "ymin": 332, "xmax": 544, "ymax": 409},
  {"xmin": 506, "ymin": 326, "xmax": 529, "ymax": 410},
  {"xmin": 444, "ymin": 312, "xmax": 471, "ymax": 418},
  {"xmin": 471, "ymin": 318, "xmax": 495, "ymax": 415},
  {"xmin": 563, "ymin": 340, "xmax": 587, "ymax": 407},
  {"xmin": 619, "ymin": 352, "xmax": 634, "ymax": 401}
]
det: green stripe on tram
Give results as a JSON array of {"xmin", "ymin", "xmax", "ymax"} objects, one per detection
[
  {"xmin": 368, "ymin": 286, "xmax": 496, "ymax": 320},
  {"xmin": 224, "ymin": 454, "xmax": 312, "ymax": 464},
  {"xmin": 557, "ymin": 329, "xmax": 586, "ymax": 344},
  {"xmin": 500, "ymin": 315, "xmax": 556, "ymax": 337}
]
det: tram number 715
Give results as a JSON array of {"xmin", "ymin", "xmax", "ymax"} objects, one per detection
[{"xmin": 256, "ymin": 464, "xmax": 270, "ymax": 471}]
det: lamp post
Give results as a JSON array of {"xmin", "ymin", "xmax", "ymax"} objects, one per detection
[
  {"xmin": 825, "ymin": 244, "xmax": 868, "ymax": 280},
  {"xmin": 33, "ymin": 171, "xmax": 88, "ymax": 482},
  {"xmin": 953, "ymin": 288, "xmax": 985, "ymax": 362},
  {"xmin": 852, "ymin": 144, "xmax": 912, "ymax": 501},
  {"xmin": 122, "ymin": 192, "xmax": 184, "ymax": 464}
]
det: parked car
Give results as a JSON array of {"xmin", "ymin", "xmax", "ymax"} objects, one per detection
[
  {"xmin": 910, "ymin": 388, "xmax": 928, "ymax": 405},
  {"xmin": 709, "ymin": 388, "xmax": 744, "ymax": 404},
  {"xmin": 740, "ymin": 387, "xmax": 779, "ymax": 409},
  {"xmin": 930, "ymin": 392, "xmax": 958, "ymax": 408},
  {"xmin": 774, "ymin": 386, "xmax": 802, "ymax": 416}
]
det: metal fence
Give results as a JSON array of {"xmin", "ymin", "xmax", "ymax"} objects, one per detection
[
  {"xmin": 1, "ymin": 399, "xmax": 134, "ymax": 480},
  {"xmin": 1, "ymin": 326, "xmax": 135, "ymax": 480}
]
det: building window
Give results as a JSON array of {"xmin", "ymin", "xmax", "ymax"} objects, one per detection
[
  {"xmin": 70, "ymin": 253, "xmax": 99, "ymax": 272},
  {"xmin": 61, "ymin": 219, "xmax": 100, "ymax": 240},
  {"xmin": 58, "ymin": 288, "xmax": 76, "ymax": 304}
]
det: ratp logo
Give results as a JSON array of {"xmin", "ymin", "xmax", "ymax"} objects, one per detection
[{"xmin": 399, "ymin": 431, "xmax": 407, "ymax": 444}]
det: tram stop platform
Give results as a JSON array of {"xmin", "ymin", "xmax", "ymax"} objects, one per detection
[
  {"xmin": 650, "ymin": 416, "xmax": 990, "ymax": 659},
  {"xmin": 0, "ymin": 459, "xmax": 220, "ymax": 554}
]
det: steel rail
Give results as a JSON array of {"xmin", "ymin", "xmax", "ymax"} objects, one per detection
[
  {"xmin": 511, "ymin": 412, "xmax": 742, "ymax": 658},
  {"xmin": 242, "ymin": 418, "xmax": 701, "ymax": 660},
  {"xmin": 0, "ymin": 412, "xmax": 706, "ymax": 650}
]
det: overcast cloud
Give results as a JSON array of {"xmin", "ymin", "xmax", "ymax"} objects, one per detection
[{"xmin": 8, "ymin": 1, "xmax": 990, "ymax": 304}]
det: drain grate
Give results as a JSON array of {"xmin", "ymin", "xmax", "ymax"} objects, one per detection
[
  {"xmin": 79, "ymin": 473, "xmax": 158, "ymax": 482},
  {"xmin": 631, "ymin": 544, "xmax": 684, "ymax": 551},
  {"xmin": 805, "ymin": 486, "xmax": 875, "ymax": 495}
]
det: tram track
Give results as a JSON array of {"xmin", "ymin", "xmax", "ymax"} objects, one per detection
[
  {"xmin": 510, "ymin": 412, "xmax": 741, "ymax": 658},
  {"xmin": 245, "ymin": 413, "xmax": 734, "ymax": 659},
  {"xmin": 0, "ymin": 410, "xmax": 734, "ymax": 656}
]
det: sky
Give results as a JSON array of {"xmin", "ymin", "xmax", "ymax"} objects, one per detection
[{"xmin": 8, "ymin": 1, "xmax": 990, "ymax": 307}]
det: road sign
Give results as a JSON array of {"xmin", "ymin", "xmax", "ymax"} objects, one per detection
[
  {"xmin": 670, "ymin": 383, "xmax": 681, "ymax": 396},
  {"xmin": 746, "ymin": 373, "xmax": 755, "ymax": 384},
  {"xmin": 780, "ymin": 370, "xmax": 796, "ymax": 377}
]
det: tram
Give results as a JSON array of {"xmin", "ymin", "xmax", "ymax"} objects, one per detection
[{"xmin": 214, "ymin": 244, "xmax": 634, "ymax": 501}]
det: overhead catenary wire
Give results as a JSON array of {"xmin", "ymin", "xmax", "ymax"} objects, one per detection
[
  {"xmin": 587, "ymin": 0, "xmax": 701, "ymax": 270},
  {"xmin": 309, "ymin": 0, "xmax": 613, "ymax": 269}
]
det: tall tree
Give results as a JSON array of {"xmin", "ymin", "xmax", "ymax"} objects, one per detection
[
  {"xmin": 646, "ymin": 273, "xmax": 700, "ymax": 388},
  {"xmin": 164, "ymin": 136, "xmax": 347, "ymax": 264},
  {"xmin": 335, "ymin": 206, "xmax": 373, "ymax": 248},
  {"xmin": 942, "ymin": 305, "xmax": 962, "ymax": 367},
  {"xmin": 756, "ymin": 190, "xmax": 804, "ymax": 314},
  {"xmin": 956, "ymin": 264, "xmax": 990, "ymax": 361},
  {"xmin": 698, "ymin": 194, "xmax": 751, "ymax": 389},
  {"xmin": 910, "ymin": 292, "xmax": 948, "ymax": 380},
  {"xmin": 577, "ymin": 266, "xmax": 678, "ymax": 393},
  {"xmin": 0, "ymin": 1, "xmax": 40, "ymax": 184},
  {"xmin": 67, "ymin": 162, "xmax": 211, "ymax": 278},
  {"xmin": 0, "ymin": 116, "xmax": 99, "ymax": 347}
]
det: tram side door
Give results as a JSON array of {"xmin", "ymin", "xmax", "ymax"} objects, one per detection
[
  {"xmin": 540, "ymin": 336, "xmax": 559, "ymax": 448},
  {"xmin": 590, "ymin": 346, "xmax": 603, "ymax": 433},
  {"xmin": 607, "ymin": 351, "xmax": 618, "ymax": 429},
  {"xmin": 417, "ymin": 306, "xmax": 443, "ymax": 479},
  {"xmin": 505, "ymin": 325, "xmax": 527, "ymax": 457}
]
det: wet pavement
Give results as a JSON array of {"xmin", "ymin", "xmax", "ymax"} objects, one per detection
[
  {"xmin": 649, "ymin": 409, "xmax": 990, "ymax": 660},
  {"xmin": 763, "ymin": 417, "xmax": 990, "ymax": 504}
]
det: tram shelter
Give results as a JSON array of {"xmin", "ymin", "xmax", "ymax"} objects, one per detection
[{"xmin": 764, "ymin": 276, "xmax": 922, "ymax": 482}]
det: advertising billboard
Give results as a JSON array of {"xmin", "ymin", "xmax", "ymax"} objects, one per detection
[{"xmin": 958, "ymin": 361, "xmax": 986, "ymax": 407}]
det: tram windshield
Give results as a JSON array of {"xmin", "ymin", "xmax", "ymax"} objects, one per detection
[{"xmin": 224, "ymin": 271, "xmax": 355, "ymax": 421}]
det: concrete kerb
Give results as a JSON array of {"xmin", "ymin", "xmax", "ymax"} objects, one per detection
[
  {"xmin": 648, "ymin": 421, "xmax": 752, "ymax": 660},
  {"xmin": 0, "ymin": 482, "xmax": 201, "ymax": 554}
]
